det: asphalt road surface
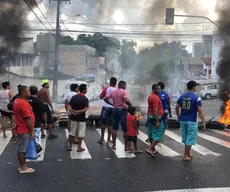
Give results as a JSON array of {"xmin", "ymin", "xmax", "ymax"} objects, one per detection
[{"xmin": 1, "ymin": 123, "xmax": 230, "ymax": 192}]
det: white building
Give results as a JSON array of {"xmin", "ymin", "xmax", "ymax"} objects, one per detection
[{"xmin": 211, "ymin": 36, "xmax": 225, "ymax": 79}]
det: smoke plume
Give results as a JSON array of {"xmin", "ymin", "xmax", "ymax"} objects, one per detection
[
  {"xmin": 215, "ymin": 0, "xmax": 230, "ymax": 113},
  {"xmin": 0, "ymin": 0, "xmax": 34, "ymax": 71}
]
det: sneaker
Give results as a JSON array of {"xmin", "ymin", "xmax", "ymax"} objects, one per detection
[{"xmin": 48, "ymin": 134, "xmax": 58, "ymax": 139}]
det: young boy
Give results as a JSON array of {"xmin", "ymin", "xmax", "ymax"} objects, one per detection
[{"xmin": 126, "ymin": 106, "xmax": 142, "ymax": 153}]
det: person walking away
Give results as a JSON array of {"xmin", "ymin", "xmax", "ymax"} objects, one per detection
[
  {"xmin": 145, "ymin": 84, "xmax": 164, "ymax": 158},
  {"xmin": 65, "ymin": 84, "xmax": 79, "ymax": 131},
  {"xmin": 67, "ymin": 84, "xmax": 89, "ymax": 152},
  {"xmin": 37, "ymin": 79, "xmax": 57, "ymax": 139},
  {"xmin": 28, "ymin": 86, "xmax": 47, "ymax": 145},
  {"xmin": 103, "ymin": 81, "xmax": 132, "ymax": 150},
  {"xmin": 126, "ymin": 106, "xmax": 142, "ymax": 153},
  {"xmin": 98, "ymin": 77, "xmax": 117, "ymax": 144},
  {"xmin": 13, "ymin": 85, "xmax": 35, "ymax": 173},
  {"xmin": 0, "ymin": 81, "xmax": 17, "ymax": 143},
  {"xmin": 176, "ymin": 80, "xmax": 205, "ymax": 161}
]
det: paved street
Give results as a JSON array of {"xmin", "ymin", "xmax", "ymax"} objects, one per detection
[{"xmin": 0, "ymin": 122, "xmax": 230, "ymax": 192}]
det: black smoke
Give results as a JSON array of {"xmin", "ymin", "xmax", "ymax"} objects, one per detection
[
  {"xmin": 0, "ymin": 0, "xmax": 35, "ymax": 71},
  {"xmin": 216, "ymin": 0, "xmax": 230, "ymax": 114}
]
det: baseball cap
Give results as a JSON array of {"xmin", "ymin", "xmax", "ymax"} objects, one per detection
[{"xmin": 41, "ymin": 79, "xmax": 49, "ymax": 86}]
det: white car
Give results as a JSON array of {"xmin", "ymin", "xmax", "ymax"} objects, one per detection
[{"xmin": 199, "ymin": 84, "xmax": 218, "ymax": 100}]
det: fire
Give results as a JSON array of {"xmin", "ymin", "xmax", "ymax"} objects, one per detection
[{"xmin": 219, "ymin": 99, "xmax": 230, "ymax": 126}]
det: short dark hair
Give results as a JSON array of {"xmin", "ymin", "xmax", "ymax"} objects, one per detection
[
  {"xmin": 42, "ymin": 83, "xmax": 48, "ymax": 88},
  {"xmin": 118, "ymin": 80, "xmax": 126, "ymax": 88},
  {"xmin": 187, "ymin": 80, "xmax": 198, "ymax": 90},
  {"xmin": 29, "ymin": 85, "xmax": 38, "ymax": 95},
  {"xmin": 128, "ymin": 106, "xmax": 136, "ymax": 114},
  {"xmin": 70, "ymin": 84, "xmax": 78, "ymax": 91},
  {"xmin": 152, "ymin": 84, "xmax": 158, "ymax": 90},
  {"xmin": 2, "ymin": 81, "xmax": 10, "ymax": 89},
  {"xmin": 79, "ymin": 84, "xmax": 87, "ymax": 93},
  {"xmin": 110, "ymin": 77, "xmax": 117, "ymax": 86},
  {"xmin": 19, "ymin": 85, "xmax": 28, "ymax": 95},
  {"xmin": 158, "ymin": 82, "xmax": 165, "ymax": 90}
]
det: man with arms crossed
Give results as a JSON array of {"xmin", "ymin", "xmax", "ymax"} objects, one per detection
[
  {"xmin": 176, "ymin": 80, "xmax": 205, "ymax": 161},
  {"xmin": 67, "ymin": 84, "xmax": 89, "ymax": 152},
  {"xmin": 13, "ymin": 86, "xmax": 35, "ymax": 173},
  {"xmin": 103, "ymin": 80, "xmax": 132, "ymax": 150},
  {"xmin": 98, "ymin": 77, "xmax": 117, "ymax": 144}
]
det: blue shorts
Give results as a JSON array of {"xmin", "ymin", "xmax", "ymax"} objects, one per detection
[
  {"xmin": 180, "ymin": 121, "xmax": 198, "ymax": 146},
  {"xmin": 147, "ymin": 115, "xmax": 164, "ymax": 141},
  {"xmin": 112, "ymin": 108, "xmax": 127, "ymax": 132},
  {"xmin": 101, "ymin": 107, "xmax": 113, "ymax": 126}
]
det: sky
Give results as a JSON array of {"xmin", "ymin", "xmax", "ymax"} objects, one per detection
[{"xmin": 26, "ymin": 0, "xmax": 220, "ymax": 52}]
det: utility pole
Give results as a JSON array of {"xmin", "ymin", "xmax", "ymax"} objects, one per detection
[{"xmin": 49, "ymin": 0, "xmax": 70, "ymax": 101}]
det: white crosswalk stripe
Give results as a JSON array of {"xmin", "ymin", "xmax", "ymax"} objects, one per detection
[
  {"xmin": 1, "ymin": 128, "xmax": 230, "ymax": 161},
  {"xmin": 96, "ymin": 129, "xmax": 135, "ymax": 158},
  {"xmin": 198, "ymin": 132, "xmax": 230, "ymax": 149},
  {"xmin": 165, "ymin": 130, "xmax": 221, "ymax": 156},
  {"xmin": 138, "ymin": 130, "xmax": 180, "ymax": 157},
  {"xmin": 65, "ymin": 129, "xmax": 92, "ymax": 159},
  {"xmin": 0, "ymin": 131, "xmax": 11, "ymax": 155}
]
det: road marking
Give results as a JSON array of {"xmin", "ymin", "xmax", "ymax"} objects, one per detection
[
  {"xmin": 165, "ymin": 130, "xmax": 221, "ymax": 156},
  {"xmin": 65, "ymin": 129, "xmax": 92, "ymax": 159},
  {"xmin": 149, "ymin": 187, "xmax": 230, "ymax": 192},
  {"xmin": 138, "ymin": 130, "xmax": 180, "ymax": 157},
  {"xmin": 0, "ymin": 131, "xmax": 12, "ymax": 155},
  {"xmin": 27, "ymin": 130, "xmax": 47, "ymax": 162},
  {"xmin": 210, "ymin": 129, "xmax": 230, "ymax": 137},
  {"xmin": 96, "ymin": 129, "xmax": 135, "ymax": 158},
  {"xmin": 198, "ymin": 132, "xmax": 230, "ymax": 149}
]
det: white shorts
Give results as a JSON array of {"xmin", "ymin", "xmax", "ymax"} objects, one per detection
[{"xmin": 70, "ymin": 121, "xmax": 86, "ymax": 138}]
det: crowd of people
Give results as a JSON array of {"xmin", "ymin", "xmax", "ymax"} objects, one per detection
[{"xmin": 0, "ymin": 77, "xmax": 206, "ymax": 174}]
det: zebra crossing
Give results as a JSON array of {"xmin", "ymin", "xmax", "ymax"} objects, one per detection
[{"xmin": 1, "ymin": 128, "xmax": 230, "ymax": 162}]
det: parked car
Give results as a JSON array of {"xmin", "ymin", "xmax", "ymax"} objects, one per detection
[{"xmin": 199, "ymin": 84, "xmax": 218, "ymax": 100}]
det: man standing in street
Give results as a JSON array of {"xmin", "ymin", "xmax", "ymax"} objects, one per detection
[
  {"xmin": 158, "ymin": 82, "xmax": 172, "ymax": 130},
  {"xmin": 146, "ymin": 84, "xmax": 164, "ymax": 158},
  {"xmin": 98, "ymin": 77, "xmax": 117, "ymax": 144},
  {"xmin": 28, "ymin": 86, "xmax": 47, "ymax": 145},
  {"xmin": 0, "ymin": 81, "xmax": 17, "ymax": 143},
  {"xmin": 67, "ymin": 84, "xmax": 89, "ymax": 152},
  {"xmin": 103, "ymin": 80, "xmax": 132, "ymax": 150},
  {"xmin": 176, "ymin": 80, "xmax": 205, "ymax": 161},
  {"xmin": 37, "ymin": 79, "xmax": 57, "ymax": 139},
  {"xmin": 13, "ymin": 85, "xmax": 35, "ymax": 174},
  {"xmin": 65, "ymin": 84, "xmax": 79, "ymax": 131}
]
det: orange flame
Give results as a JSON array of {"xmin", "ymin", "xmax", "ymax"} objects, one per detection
[{"xmin": 219, "ymin": 99, "xmax": 230, "ymax": 126}]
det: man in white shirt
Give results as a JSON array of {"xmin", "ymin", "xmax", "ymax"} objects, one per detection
[
  {"xmin": 65, "ymin": 84, "xmax": 79, "ymax": 131},
  {"xmin": 98, "ymin": 77, "xmax": 117, "ymax": 144}
]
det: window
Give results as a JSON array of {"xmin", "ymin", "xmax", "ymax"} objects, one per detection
[{"xmin": 207, "ymin": 85, "xmax": 216, "ymax": 89}]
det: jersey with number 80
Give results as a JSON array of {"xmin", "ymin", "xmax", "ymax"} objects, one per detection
[{"xmin": 177, "ymin": 92, "xmax": 202, "ymax": 122}]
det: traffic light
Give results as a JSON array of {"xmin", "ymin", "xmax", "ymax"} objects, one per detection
[{"xmin": 165, "ymin": 8, "xmax": 175, "ymax": 25}]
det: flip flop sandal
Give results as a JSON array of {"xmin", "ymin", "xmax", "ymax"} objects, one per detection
[
  {"xmin": 97, "ymin": 140, "xmax": 104, "ymax": 144},
  {"xmin": 145, "ymin": 150, "xmax": 155, "ymax": 158},
  {"xmin": 152, "ymin": 150, "xmax": 158, "ymax": 154},
  {"xmin": 77, "ymin": 148, "xmax": 85, "ymax": 152},
  {"xmin": 124, "ymin": 148, "xmax": 129, "ymax": 151},
  {"xmin": 67, "ymin": 147, "xmax": 72, "ymax": 151},
  {"xmin": 111, "ymin": 146, "xmax": 116, "ymax": 150},
  {"xmin": 19, "ymin": 168, "xmax": 35, "ymax": 174},
  {"xmin": 135, "ymin": 150, "xmax": 143, "ymax": 154},
  {"xmin": 183, "ymin": 157, "xmax": 192, "ymax": 161},
  {"xmin": 3, "ymin": 135, "xmax": 7, "ymax": 138}
]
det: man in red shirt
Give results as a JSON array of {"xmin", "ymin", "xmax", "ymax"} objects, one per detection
[
  {"xmin": 13, "ymin": 86, "xmax": 35, "ymax": 174},
  {"xmin": 146, "ymin": 84, "xmax": 164, "ymax": 158}
]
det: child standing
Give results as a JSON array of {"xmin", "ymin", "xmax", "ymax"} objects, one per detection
[{"xmin": 126, "ymin": 106, "xmax": 142, "ymax": 153}]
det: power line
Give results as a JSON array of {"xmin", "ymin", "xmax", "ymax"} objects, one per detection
[
  {"xmin": 32, "ymin": 0, "xmax": 55, "ymax": 30},
  {"xmin": 23, "ymin": 0, "xmax": 50, "ymax": 31}
]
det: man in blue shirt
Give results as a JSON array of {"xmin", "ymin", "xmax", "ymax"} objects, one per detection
[
  {"xmin": 176, "ymin": 80, "xmax": 205, "ymax": 161},
  {"xmin": 158, "ymin": 82, "xmax": 172, "ymax": 130}
]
